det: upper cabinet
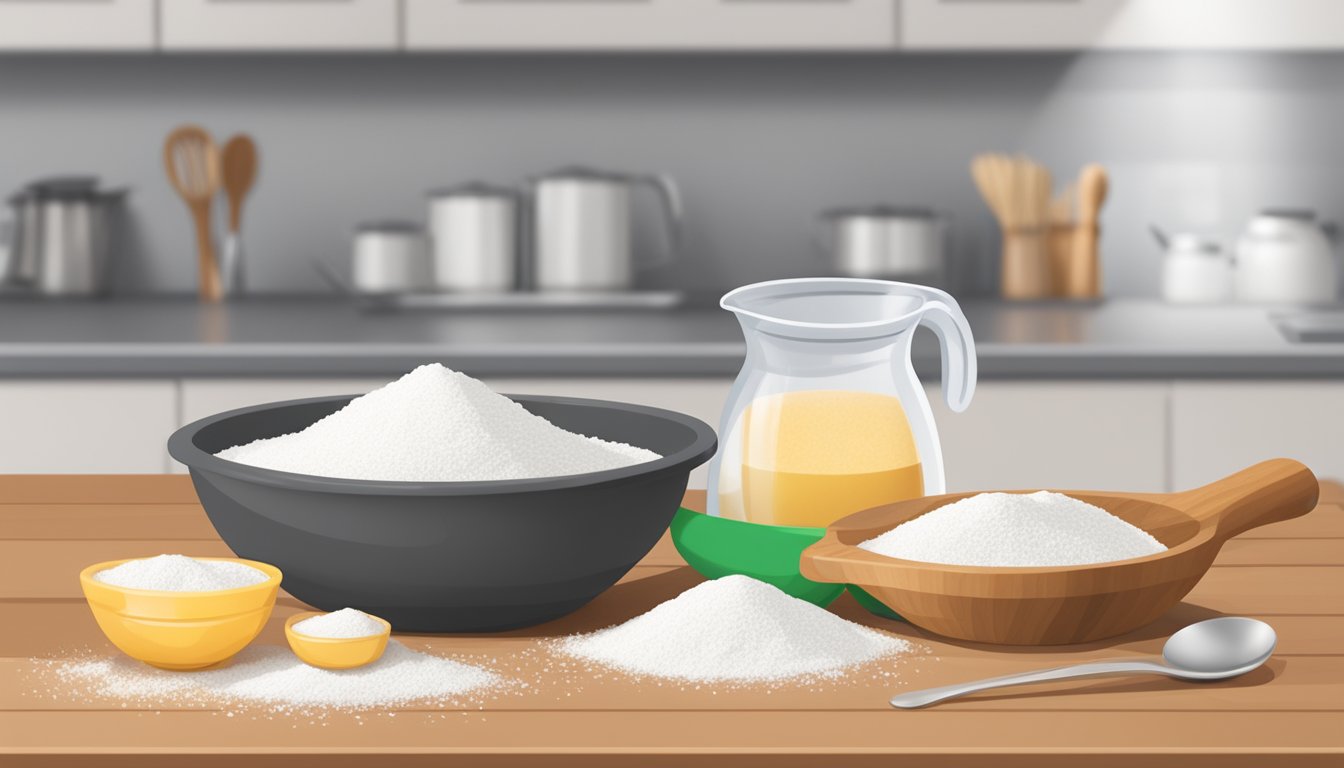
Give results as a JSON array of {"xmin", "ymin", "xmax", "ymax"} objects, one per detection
[
  {"xmin": 161, "ymin": 0, "xmax": 399, "ymax": 51},
  {"xmin": 404, "ymin": 0, "xmax": 896, "ymax": 51},
  {"xmin": 0, "ymin": 0, "xmax": 154, "ymax": 51},
  {"xmin": 902, "ymin": 0, "xmax": 1344, "ymax": 51},
  {"xmin": 8, "ymin": 0, "xmax": 1344, "ymax": 53}
]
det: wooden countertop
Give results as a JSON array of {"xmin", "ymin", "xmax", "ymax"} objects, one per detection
[{"xmin": 2, "ymin": 475, "xmax": 1342, "ymax": 767}]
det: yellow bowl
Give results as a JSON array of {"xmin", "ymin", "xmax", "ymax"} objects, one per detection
[
  {"xmin": 284, "ymin": 611, "xmax": 391, "ymax": 670},
  {"xmin": 79, "ymin": 558, "xmax": 282, "ymax": 670}
]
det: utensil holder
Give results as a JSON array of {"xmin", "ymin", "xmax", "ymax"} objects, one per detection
[
  {"xmin": 1001, "ymin": 227, "xmax": 1052, "ymax": 300},
  {"xmin": 1042, "ymin": 222, "xmax": 1102, "ymax": 300}
]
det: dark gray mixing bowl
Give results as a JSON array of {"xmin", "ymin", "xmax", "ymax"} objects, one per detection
[{"xmin": 167, "ymin": 394, "xmax": 716, "ymax": 633}]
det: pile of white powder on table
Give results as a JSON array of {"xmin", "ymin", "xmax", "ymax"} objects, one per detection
[
  {"xmin": 50, "ymin": 641, "xmax": 500, "ymax": 712},
  {"xmin": 216, "ymin": 363, "xmax": 660, "ymax": 482},
  {"xmin": 93, "ymin": 554, "xmax": 269, "ymax": 592},
  {"xmin": 292, "ymin": 608, "xmax": 385, "ymax": 639},
  {"xmin": 558, "ymin": 575, "xmax": 909, "ymax": 683},
  {"xmin": 859, "ymin": 490, "xmax": 1167, "ymax": 567}
]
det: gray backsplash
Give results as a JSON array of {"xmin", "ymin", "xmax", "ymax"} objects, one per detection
[{"xmin": 1, "ymin": 52, "xmax": 1340, "ymax": 297}]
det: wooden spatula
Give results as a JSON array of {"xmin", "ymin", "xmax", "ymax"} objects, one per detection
[
  {"xmin": 164, "ymin": 125, "xmax": 223, "ymax": 303},
  {"xmin": 220, "ymin": 134, "xmax": 258, "ymax": 296}
]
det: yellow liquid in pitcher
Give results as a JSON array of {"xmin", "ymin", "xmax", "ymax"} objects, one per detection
[{"xmin": 719, "ymin": 390, "xmax": 924, "ymax": 528}]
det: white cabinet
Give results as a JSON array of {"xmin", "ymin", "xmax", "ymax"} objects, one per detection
[
  {"xmin": 1172, "ymin": 382, "xmax": 1344, "ymax": 490},
  {"xmin": 0, "ymin": 380, "xmax": 176, "ymax": 473},
  {"xmin": 902, "ymin": 0, "xmax": 1344, "ymax": 51},
  {"xmin": 10, "ymin": 375, "xmax": 1337, "ymax": 493},
  {"xmin": 927, "ymin": 382, "xmax": 1169, "ymax": 493},
  {"xmin": 405, "ymin": 0, "xmax": 896, "ymax": 51},
  {"xmin": 179, "ymin": 378, "xmax": 387, "ymax": 426},
  {"xmin": 161, "ymin": 0, "xmax": 399, "ymax": 51},
  {"xmin": 0, "ymin": 0, "xmax": 153, "ymax": 51}
]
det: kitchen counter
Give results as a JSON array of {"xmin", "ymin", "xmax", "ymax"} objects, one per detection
[
  {"xmin": 0, "ymin": 297, "xmax": 1341, "ymax": 378},
  {"xmin": 3, "ymin": 476, "xmax": 1342, "ymax": 766}
]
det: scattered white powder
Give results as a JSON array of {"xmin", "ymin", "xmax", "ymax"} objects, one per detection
[
  {"xmin": 51, "ymin": 641, "xmax": 500, "ymax": 712},
  {"xmin": 859, "ymin": 490, "xmax": 1168, "ymax": 567},
  {"xmin": 93, "ymin": 554, "xmax": 269, "ymax": 592},
  {"xmin": 216, "ymin": 363, "xmax": 660, "ymax": 482},
  {"xmin": 558, "ymin": 575, "xmax": 909, "ymax": 683},
  {"xmin": 292, "ymin": 608, "xmax": 385, "ymax": 639}
]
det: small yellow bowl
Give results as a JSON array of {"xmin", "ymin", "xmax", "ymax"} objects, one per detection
[
  {"xmin": 79, "ymin": 557, "xmax": 282, "ymax": 670},
  {"xmin": 285, "ymin": 611, "xmax": 391, "ymax": 670}
]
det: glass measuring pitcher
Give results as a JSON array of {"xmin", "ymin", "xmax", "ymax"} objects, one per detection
[{"xmin": 707, "ymin": 278, "xmax": 976, "ymax": 527}]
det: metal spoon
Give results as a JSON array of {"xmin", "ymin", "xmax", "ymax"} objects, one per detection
[{"xmin": 890, "ymin": 617, "xmax": 1276, "ymax": 709}]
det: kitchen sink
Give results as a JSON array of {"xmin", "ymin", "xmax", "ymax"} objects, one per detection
[{"xmin": 1274, "ymin": 311, "xmax": 1344, "ymax": 342}]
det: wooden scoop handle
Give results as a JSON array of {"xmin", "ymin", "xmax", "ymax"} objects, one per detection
[{"xmin": 1170, "ymin": 458, "xmax": 1319, "ymax": 541}]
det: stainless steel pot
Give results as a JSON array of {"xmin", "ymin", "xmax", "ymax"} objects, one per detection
[
  {"xmin": 351, "ymin": 221, "xmax": 431, "ymax": 295},
  {"xmin": 531, "ymin": 166, "xmax": 681, "ymax": 292},
  {"xmin": 2, "ymin": 177, "xmax": 126, "ymax": 297},
  {"xmin": 818, "ymin": 206, "xmax": 946, "ymax": 279},
  {"xmin": 427, "ymin": 182, "xmax": 520, "ymax": 292}
]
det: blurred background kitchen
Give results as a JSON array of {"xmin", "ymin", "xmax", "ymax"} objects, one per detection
[{"xmin": 1, "ymin": 0, "xmax": 1342, "ymax": 490}]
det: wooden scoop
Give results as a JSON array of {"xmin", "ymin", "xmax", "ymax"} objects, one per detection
[
  {"xmin": 800, "ymin": 459, "xmax": 1319, "ymax": 645},
  {"xmin": 164, "ymin": 125, "xmax": 223, "ymax": 303}
]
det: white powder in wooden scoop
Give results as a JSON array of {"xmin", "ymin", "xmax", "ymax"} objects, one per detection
[
  {"xmin": 558, "ymin": 575, "xmax": 909, "ymax": 683},
  {"xmin": 93, "ymin": 555, "xmax": 269, "ymax": 592},
  {"xmin": 292, "ymin": 608, "xmax": 384, "ymax": 639},
  {"xmin": 216, "ymin": 363, "xmax": 659, "ymax": 482},
  {"xmin": 859, "ymin": 490, "xmax": 1167, "ymax": 567}
]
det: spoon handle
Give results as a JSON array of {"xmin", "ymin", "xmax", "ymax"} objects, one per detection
[{"xmin": 889, "ymin": 660, "xmax": 1170, "ymax": 709}]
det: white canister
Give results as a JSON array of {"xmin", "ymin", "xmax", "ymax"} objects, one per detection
[
  {"xmin": 427, "ymin": 183, "xmax": 519, "ymax": 292},
  {"xmin": 351, "ymin": 222, "xmax": 431, "ymax": 295},
  {"xmin": 1161, "ymin": 234, "xmax": 1233, "ymax": 304}
]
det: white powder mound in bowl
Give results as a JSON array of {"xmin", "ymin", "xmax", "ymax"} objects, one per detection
[
  {"xmin": 93, "ymin": 554, "xmax": 269, "ymax": 592},
  {"xmin": 859, "ymin": 490, "xmax": 1167, "ymax": 568},
  {"xmin": 292, "ymin": 608, "xmax": 385, "ymax": 639},
  {"xmin": 558, "ymin": 575, "xmax": 909, "ymax": 683},
  {"xmin": 215, "ymin": 363, "xmax": 661, "ymax": 482},
  {"xmin": 53, "ymin": 640, "xmax": 500, "ymax": 711}
]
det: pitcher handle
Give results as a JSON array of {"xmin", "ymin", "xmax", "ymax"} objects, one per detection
[
  {"xmin": 633, "ymin": 173, "xmax": 683, "ymax": 268},
  {"xmin": 919, "ymin": 294, "xmax": 977, "ymax": 413}
]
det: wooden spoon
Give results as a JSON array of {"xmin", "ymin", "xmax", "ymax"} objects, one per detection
[
  {"xmin": 164, "ymin": 125, "xmax": 223, "ymax": 303},
  {"xmin": 220, "ymin": 134, "xmax": 258, "ymax": 296},
  {"xmin": 1067, "ymin": 163, "xmax": 1108, "ymax": 298},
  {"xmin": 800, "ymin": 459, "xmax": 1318, "ymax": 645}
]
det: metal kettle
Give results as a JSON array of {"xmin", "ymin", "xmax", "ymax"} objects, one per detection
[
  {"xmin": 1, "ymin": 176, "xmax": 126, "ymax": 297},
  {"xmin": 530, "ymin": 166, "xmax": 682, "ymax": 291}
]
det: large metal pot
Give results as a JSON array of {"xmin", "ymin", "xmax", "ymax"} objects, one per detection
[{"xmin": 818, "ymin": 206, "xmax": 945, "ymax": 279}]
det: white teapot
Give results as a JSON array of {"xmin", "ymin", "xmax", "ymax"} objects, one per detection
[{"xmin": 1235, "ymin": 209, "xmax": 1338, "ymax": 304}]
